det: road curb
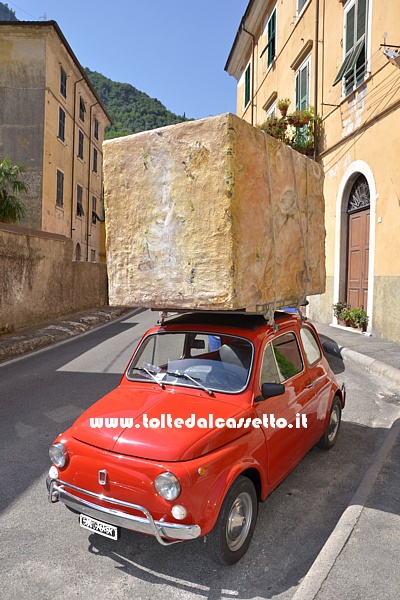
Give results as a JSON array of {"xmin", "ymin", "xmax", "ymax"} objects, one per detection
[
  {"xmin": 322, "ymin": 340, "xmax": 400, "ymax": 387},
  {"xmin": 292, "ymin": 417, "xmax": 400, "ymax": 600}
]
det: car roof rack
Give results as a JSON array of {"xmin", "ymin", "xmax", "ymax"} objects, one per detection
[{"xmin": 153, "ymin": 298, "xmax": 308, "ymax": 327}]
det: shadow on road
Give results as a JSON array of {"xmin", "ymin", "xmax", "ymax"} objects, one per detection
[{"xmin": 81, "ymin": 420, "xmax": 391, "ymax": 599}]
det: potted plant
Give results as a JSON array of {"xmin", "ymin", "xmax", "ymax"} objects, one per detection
[
  {"xmin": 287, "ymin": 109, "xmax": 314, "ymax": 127},
  {"xmin": 348, "ymin": 307, "xmax": 369, "ymax": 331},
  {"xmin": 259, "ymin": 117, "xmax": 288, "ymax": 142},
  {"xmin": 277, "ymin": 98, "xmax": 291, "ymax": 117},
  {"xmin": 333, "ymin": 302, "xmax": 349, "ymax": 325}
]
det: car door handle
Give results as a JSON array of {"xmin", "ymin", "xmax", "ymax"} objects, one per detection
[{"xmin": 305, "ymin": 381, "xmax": 315, "ymax": 389}]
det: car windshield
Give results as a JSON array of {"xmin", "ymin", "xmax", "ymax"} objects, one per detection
[{"xmin": 126, "ymin": 331, "xmax": 253, "ymax": 394}]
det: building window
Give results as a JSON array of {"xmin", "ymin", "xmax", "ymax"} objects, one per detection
[
  {"xmin": 266, "ymin": 8, "xmax": 276, "ymax": 68},
  {"xmin": 60, "ymin": 67, "xmax": 67, "ymax": 98},
  {"xmin": 78, "ymin": 130, "xmax": 84, "ymax": 159},
  {"xmin": 91, "ymin": 249, "xmax": 96, "ymax": 262},
  {"xmin": 94, "ymin": 118, "xmax": 99, "ymax": 140},
  {"xmin": 333, "ymin": 0, "xmax": 368, "ymax": 93},
  {"xmin": 93, "ymin": 147, "xmax": 98, "ymax": 173},
  {"xmin": 295, "ymin": 58, "xmax": 310, "ymax": 110},
  {"xmin": 297, "ymin": 0, "xmax": 309, "ymax": 15},
  {"xmin": 266, "ymin": 103, "xmax": 276, "ymax": 120},
  {"xmin": 92, "ymin": 195, "xmax": 99, "ymax": 224},
  {"xmin": 79, "ymin": 96, "xmax": 86, "ymax": 122},
  {"xmin": 56, "ymin": 169, "xmax": 64, "ymax": 207},
  {"xmin": 244, "ymin": 63, "xmax": 251, "ymax": 107},
  {"xmin": 58, "ymin": 107, "xmax": 66, "ymax": 142},
  {"xmin": 76, "ymin": 184, "xmax": 84, "ymax": 216},
  {"xmin": 75, "ymin": 243, "xmax": 81, "ymax": 261}
]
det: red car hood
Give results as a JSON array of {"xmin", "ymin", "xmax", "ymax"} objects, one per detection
[{"xmin": 71, "ymin": 385, "xmax": 252, "ymax": 461}]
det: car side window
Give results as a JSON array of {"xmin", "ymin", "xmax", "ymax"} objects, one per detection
[
  {"xmin": 272, "ymin": 332, "xmax": 303, "ymax": 382},
  {"xmin": 300, "ymin": 326, "xmax": 322, "ymax": 366},
  {"xmin": 260, "ymin": 342, "xmax": 281, "ymax": 385}
]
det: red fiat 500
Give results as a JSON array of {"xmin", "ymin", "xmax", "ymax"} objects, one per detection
[{"xmin": 47, "ymin": 311, "xmax": 345, "ymax": 565}]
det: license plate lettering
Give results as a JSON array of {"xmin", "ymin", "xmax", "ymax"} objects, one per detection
[{"xmin": 79, "ymin": 514, "xmax": 118, "ymax": 540}]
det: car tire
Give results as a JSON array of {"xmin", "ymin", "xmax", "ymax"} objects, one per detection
[
  {"xmin": 206, "ymin": 475, "xmax": 258, "ymax": 565},
  {"xmin": 317, "ymin": 396, "xmax": 342, "ymax": 450}
]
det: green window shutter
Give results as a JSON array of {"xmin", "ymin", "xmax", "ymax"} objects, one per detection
[
  {"xmin": 345, "ymin": 5, "xmax": 356, "ymax": 53},
  {"xmin": 356, "ymin": 0, "xmax": 367, "ymax": 40},
  {"xmin": 333, "ymin": 0, "xmax": 368, "ymax": 88},
  {"xmin": 267, "ymin": 9, "xmax": 276, "ymax": 67},
  {"xmin": 296, "ymin": 63, "xmax": 309, "ymax": 110},
  {"xmin": 245, "ymin": 64, "xmax": 251, "ymax": 106}
]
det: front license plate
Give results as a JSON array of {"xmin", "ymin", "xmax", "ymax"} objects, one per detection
[{"xmin": 79, "ymin": 514, "xmax": 119, "ymax": 540}]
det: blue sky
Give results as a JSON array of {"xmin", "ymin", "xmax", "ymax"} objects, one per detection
[{"xmin": 8, "ymin": 0, "xmax": 246, "ymax": 119}]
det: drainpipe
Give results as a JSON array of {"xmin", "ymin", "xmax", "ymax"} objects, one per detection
[
  {"xmin": 242, "ymin": 25, "xmax": 255, "ymax": 125},
  {"xmin": 86, "ymin": 101, "xmax": 99, "ymax": 261},
  {"xmin": 70, "ymin": 78, "xmax": 84, "ymax": 244},
  {"xmin": 313, "ymin": 0, "xmax": 320, "ymax": 161}
]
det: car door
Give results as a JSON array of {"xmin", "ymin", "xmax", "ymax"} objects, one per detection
[
  {"xmin": 254, "ymin": 329, "xmax": 316, "ymax": 485},
  {"xmin": 299, "ymin": 325, "xmax": 332, "ymax": 438}
]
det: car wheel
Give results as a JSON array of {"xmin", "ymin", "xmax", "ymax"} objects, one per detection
[
  {"xmin": 206, "ymin": 476, "xmax": 258, "ymax": 565},
  {"xmin": 317, "ymin": 396, "xmax": 342, "ymax": 450}
]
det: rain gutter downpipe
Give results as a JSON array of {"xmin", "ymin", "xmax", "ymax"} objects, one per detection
[
  {"xmin": 86, "ymin": 101, "xmax": 99, "ymax": 262},
  {"xmin": 313, "ymin": 0, "xmax": 320, "ymax": 161},
  {"xmin": 70, "ymin": 77, "xmax": 84, "ymax": 241},
  {"xmin": 242, "ymin": 24, "xmax": 255, "ymax": 126}
]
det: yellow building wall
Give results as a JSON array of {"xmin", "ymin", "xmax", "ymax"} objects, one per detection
[
  {"xmin": 228, "ymin": 0, "xmax": 400, "ymax": 341},
  {"xmin": 41, "ymin": 28, "xmax": 109, "ymax": 262}
]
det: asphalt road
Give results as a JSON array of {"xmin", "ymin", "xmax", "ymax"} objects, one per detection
[{"xmin": 0, "ymin": 310, "xmax": 399, "ymax": 600}]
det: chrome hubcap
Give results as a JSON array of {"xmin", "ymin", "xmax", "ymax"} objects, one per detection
[
  {"xmin": 327, "ymin": 405, "xmax": 340, "ymax": 442},
  {"xmin": 226, "ymin": 492, "xmax": 253, "ymax": 551}
]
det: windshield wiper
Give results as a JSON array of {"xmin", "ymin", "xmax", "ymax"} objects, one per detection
[
  {"xmin": 130, "ymin": 367, "xmax": 165, "ymax": 389},
  {"xmin": 165, "ymin": 371, "xmax": 213, "ymax": 396}
]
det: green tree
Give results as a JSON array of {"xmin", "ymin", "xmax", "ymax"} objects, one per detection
[{"xmin": 0, "ymin": 156, "xmax": 29, "ymax": 224}]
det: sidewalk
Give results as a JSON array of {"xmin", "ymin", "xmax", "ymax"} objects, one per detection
[
  {"xmin": 0, "ymin": 306, "xmax": 132, "ymax": 363},
  {"xmin": 295, "ymin": 321, "xmax": 400, "ymax": 600},
  {"xmin": 313, "ymin": 321, "xmax": 400, "ymax": 387}
]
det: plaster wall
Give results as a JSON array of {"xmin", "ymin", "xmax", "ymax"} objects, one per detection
[{"xmin": 0, "ymin": 28, "xmax": 46, "ymax": 229}]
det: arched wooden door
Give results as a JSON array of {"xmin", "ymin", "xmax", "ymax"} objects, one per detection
[{"xmin": 346, "ymin": 175, "xmax": 370, "ymax": 310}]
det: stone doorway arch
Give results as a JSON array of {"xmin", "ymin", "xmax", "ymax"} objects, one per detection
[
  {"xmin": 346, "ymin": 174, "xmax": 370, "ymax": 310},
  {"xmin": 333, "ymin": 161, "xmax": 377, "ymax": 330}
]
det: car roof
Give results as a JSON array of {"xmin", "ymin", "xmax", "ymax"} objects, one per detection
[{"xmin": 159, "ymin": 310, "xmax": 301, "ymax": 332}]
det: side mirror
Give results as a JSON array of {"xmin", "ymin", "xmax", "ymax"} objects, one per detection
[{"xmin": 260, "ymin": 382, "xmax": 285, "ymax": 400}]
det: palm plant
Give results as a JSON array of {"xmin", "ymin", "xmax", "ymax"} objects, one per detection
[{"xmin": 0, "ymin": 155, "xmax": 29, "ymax": 224}]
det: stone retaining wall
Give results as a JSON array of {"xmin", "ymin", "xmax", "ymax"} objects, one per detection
[{"xmin": 0, "ymin": 225, "xmax": 107, "ymax": 332}]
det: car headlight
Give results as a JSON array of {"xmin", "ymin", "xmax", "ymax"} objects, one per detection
[
  {"xmin": 49, "ymin": 442, "xmax": 68, "ymax": 468},
  {"xmin": 155, "ymin": 472, "xmax": 181, "ymax": 500}
]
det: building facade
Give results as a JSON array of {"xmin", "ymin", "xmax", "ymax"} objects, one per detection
[
  {"xmin": 225, "ymin": 0, "xmax": 400, "ymax": 342},
  {"xmin": 0, "ymin": 21, "xmax": 111, "ymax": 262}
]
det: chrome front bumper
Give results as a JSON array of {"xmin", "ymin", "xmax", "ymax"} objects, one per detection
[{"xmin": 46, "ymin": 478, "xmax": 201, "ymax": 545}]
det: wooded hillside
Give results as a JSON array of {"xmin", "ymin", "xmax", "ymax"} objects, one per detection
[{"xmin": 85, "ymin": 68, "xmax": 191, "ymax": 139}]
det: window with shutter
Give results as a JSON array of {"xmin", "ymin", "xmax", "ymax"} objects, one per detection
[
  {"xmin": 260, "ymin": 7, "xmax": 277, "ymax": 70},
  {"xmin": 76, "ymin": 184, "xmax": 84, "ymax": 217},
  {"xmin": 78, "ymin": 130, "xmax": 84, "ymax": 160},
  {"xmin": 333, "ymin": 0, "xmax": 368, "ymax": 91},
  {"xmin": 58, "ymin": 107, "xmax": 66, "ymax": 142},
  {"xmin": 267, "ymin": 9, "xmax": 276, "ymax": 68},
  {"xmin": 60, "ymin": 68, "xmax": 67, "ymax": 98},
  {"xmin": 244, "ymin": 64, "xmax": 251, "ymax": 107},
  {"xmin": 295, "ymin": 61, "xmax": 309, "ymax": 110},
  {"xmin": 56, "ymin": 169, "xmax": 64, "ymax": 207}
]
